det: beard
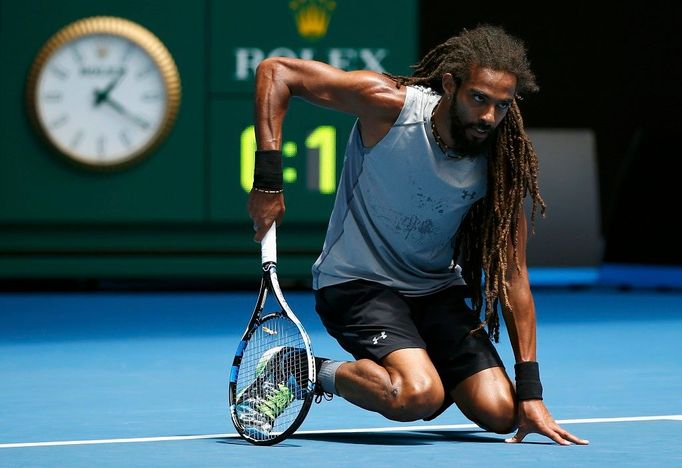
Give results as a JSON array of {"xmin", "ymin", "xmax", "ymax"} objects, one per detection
[{"xmin": 448, "ymin": 99, "xmax": 496, "ymax": 155}]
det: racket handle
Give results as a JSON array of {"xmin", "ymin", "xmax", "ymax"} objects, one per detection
[{"xmin": 261, "ymin": 223, "xmax": 277, "ymax": 265}]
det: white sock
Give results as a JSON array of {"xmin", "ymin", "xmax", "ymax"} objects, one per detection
[{"xmin": 318, "ymin": 360, "xmax": 344, "ymax": 395}]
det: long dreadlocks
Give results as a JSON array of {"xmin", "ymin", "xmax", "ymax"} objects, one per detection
[{"xmin": 388, "ymin": 25, "xmax": 546, "ymax": 341}]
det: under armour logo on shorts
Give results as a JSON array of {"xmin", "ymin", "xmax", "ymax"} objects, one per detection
[{"xmin": 372, "ymin": 331, "xmax": 388, "ymax": 345}]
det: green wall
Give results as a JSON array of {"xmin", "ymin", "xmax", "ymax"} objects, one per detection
[{"xmin": 0, "ymin": 0, "xmax": 417, "ymax": 282}]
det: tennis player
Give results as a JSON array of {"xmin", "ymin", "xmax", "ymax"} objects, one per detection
[{"xmin": 247, "ymin": 25, "xmax": 588, "ymax": 445}]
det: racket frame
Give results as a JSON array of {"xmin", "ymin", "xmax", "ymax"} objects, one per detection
[{"xmin": 228, "ymin": 227, "xmax": 316, "ymax": 446}]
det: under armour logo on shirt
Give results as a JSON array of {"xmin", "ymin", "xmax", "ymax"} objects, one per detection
[{"xmin": 372, "ymin": 331, "xmax": 388, "ymax": 345}]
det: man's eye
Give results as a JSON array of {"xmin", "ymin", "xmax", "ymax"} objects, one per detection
[
  {"xmin": 472, "ymin": 94, "xmax": 485, "ymax": 103},
  {"xmin": 497, "ymin": 102, "xmax": 511, "ymax": 110}
]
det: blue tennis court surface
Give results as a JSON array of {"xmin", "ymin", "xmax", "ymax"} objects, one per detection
[{"xmin": 1, "ymin": 287, "xmax": 681, "ymax": 466}]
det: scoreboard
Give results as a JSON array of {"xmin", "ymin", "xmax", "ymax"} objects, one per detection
[{"xmin": 209, "ymin": 0, "xmax": 418, "ymax": 225}]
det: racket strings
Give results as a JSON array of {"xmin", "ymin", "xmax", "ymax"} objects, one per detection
[{"xmin": 235, "ymin": 314, "xmax": 310, "ymax": 440}]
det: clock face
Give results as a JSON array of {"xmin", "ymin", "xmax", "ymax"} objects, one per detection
[{"xmin": 27, "ymin": 17, "xmax": 181, "ymax": 169}]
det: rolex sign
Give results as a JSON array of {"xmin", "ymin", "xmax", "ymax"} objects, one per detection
[{"xmin": 210, "ymin": 0, "xmax": 418, "ymax": 93}]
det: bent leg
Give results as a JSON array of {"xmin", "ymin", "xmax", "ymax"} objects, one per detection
[
  {"xmin": 451, "ymin": 366, "xmax": 517, "ymax": 434},
  {"xmin": 335, "ymin": 348, "xmax": 445, "ymax": 422}
]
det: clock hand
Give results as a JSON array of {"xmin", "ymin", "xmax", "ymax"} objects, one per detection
[
  {"xmin": 93, "ymin": 71, "xmax": 125, "ymax": 107},
  {"xmin": 101, "ymin": 97, "xmax": 151, "ymax": 130}
]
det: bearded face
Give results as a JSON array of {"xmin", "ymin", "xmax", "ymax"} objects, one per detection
[
  {"xmin": 448, "ymin": 96, "xmax": 496, "ymax": 155},
  {"xmin": 444, "ymin": 66, "xmax": 517, "ymax": 155}
]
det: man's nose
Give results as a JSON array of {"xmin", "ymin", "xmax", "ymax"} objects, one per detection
[{"xmin": 480, "ymin": 105, "xmax": 496, "ymax": 125}]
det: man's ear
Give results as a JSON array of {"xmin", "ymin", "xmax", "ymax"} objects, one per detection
[{"xmin": 441, "ymin": 73, "xmax": 457, "ymax": 97}]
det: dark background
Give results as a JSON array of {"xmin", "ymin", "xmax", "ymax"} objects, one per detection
[{"xmin": 420, "ymin": 2, "xmax": 682, "ymax": 264}]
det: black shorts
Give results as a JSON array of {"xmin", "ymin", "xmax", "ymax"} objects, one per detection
[{"xmin": 314, "ymin": 279, "xmax": 504, "ymax": 420}]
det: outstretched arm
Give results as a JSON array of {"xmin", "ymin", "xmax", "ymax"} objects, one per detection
[
  {"xmin": 248, "ymin": 57, "xmax": 405, "ymax": 241},
  {"xmin": 501, "ymin": 209, "xmax": 589, "ymax": 445}
]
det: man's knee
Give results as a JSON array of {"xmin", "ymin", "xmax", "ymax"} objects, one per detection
[{"xmin": 382, "ymin": 376, "xmax": 445, "ymax": 422}]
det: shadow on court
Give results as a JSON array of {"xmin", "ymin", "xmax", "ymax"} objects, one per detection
[{"xmin": 213, "ymin": 430, "xmax": 513, "ymax": 446}]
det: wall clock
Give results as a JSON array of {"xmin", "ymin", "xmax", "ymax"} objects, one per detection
[{"xmin": 26, "ymin": 16, "xmax": 181, "ymax": 169}]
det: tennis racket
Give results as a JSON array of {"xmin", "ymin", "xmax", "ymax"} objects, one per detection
[{"xmin": 228, "ymin": 224, "xmax": 316, "ymax": 445}]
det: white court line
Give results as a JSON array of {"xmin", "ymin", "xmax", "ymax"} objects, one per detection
[{"xmin": 1, "ymin": 414, "xmax": 681, "ymax": 449}]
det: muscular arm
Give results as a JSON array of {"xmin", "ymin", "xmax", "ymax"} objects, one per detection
[
  {"xmin": 501, "ymin": 209, "xmax": 589, "ymax": 445},
  {"xmin": 248, "ymin": 57, "xmax": 406, "ymax": 240},
  {"xmin": 499, "ymin": 208, "xmax": 536, "ymax": 363},
  {"xmin": 254, "ymin": 57, "xmax": 405, "ymax": 149}
]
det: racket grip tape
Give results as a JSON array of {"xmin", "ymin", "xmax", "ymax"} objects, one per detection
[{"xmin": 261, "ymin": 224, "xmax": 277, "ymax": 265}]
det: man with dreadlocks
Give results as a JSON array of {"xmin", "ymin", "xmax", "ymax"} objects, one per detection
[{"xmin": 247, "ymin": 25, "xmax": 588, "ymax": 445}]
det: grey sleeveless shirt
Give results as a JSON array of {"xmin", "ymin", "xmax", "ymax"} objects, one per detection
[{"xmin": 311, "ymin": 85, "xmax": 487, "ymax": 296}]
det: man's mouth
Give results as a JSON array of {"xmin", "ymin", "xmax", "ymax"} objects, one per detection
[{"xmin": 467, "ymin": 125, "xmax": 491, "ymax": 139}]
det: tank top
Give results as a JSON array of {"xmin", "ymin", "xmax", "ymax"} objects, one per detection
[{"xmin": 311, "ymin": 85, "xmax": 487, "ymax": 296}]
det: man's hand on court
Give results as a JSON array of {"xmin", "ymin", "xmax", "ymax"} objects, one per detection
[
  {"xmin": 247, "ymin": 191, "xmax": 285, "ymax": 242},
  {"xmin": 505, "ymin": 400, "xmax": 589, "ymax": 446}
]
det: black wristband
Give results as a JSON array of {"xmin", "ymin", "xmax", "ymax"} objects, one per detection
[
  {"xmin": 253, "ymin": 150, "xmax": 283, "ymax": 192},
  {"xmin": 514, "ymin": 361, "xmax": 543, "ymax": 401}
]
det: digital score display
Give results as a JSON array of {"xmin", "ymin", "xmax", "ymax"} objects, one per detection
[
  {"xmin": 240, "ymin": 124, "xmax": 337, "ymax": 195},
  {"xmin": 209, "ymin": 98, "xmax": 356, "ymax": 224}
]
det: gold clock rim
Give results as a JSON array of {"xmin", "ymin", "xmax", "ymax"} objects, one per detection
[{"xmin": 25, "ymin": 16, "xmax": 182, "ymax": 170}]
